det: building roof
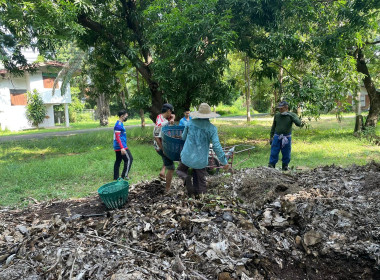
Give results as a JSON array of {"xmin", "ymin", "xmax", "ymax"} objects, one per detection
[{"xmin": 0, "ymin": 61, "xmax": 65, "ymax": 74}]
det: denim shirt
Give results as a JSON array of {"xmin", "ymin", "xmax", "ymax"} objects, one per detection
[{"xmin": 180, "ymin": 119, "xmax": 227, "ymax": 169}]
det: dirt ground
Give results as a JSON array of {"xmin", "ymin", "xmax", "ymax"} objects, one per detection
[{"xmin": 0, "ymin": 162, "xmax": 379, "ymax": 279}]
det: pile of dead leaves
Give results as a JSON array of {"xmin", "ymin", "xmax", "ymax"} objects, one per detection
[{"xmin": 0, "ymin": 162, "xmax": 379, "ymax": 279}]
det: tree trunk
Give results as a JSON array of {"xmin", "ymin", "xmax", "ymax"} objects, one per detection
[
  {"xmin": 135, "ymin": 67, "xmax": 162, "ymax": 122},
  {"xmin": 271, "ymin": 90, "xmax": 278, "ymax": 115},
  {"xmin": 245, "ymin": 55, "xmax": 251, "ymax": 122},
  {"xmin": 270, "ymin": 62, "xmax": 283, "ymax": 115},
  {"xmin": 139, "ymin": 108, "xmax": 146, "ymax": 128},
  {"xmin": 278, "ymin": 60, "xmax": 283, "ymax": 99},
  {"xmin": 148, "ymin": 82, "xmax": 163, "ymax": 122},
  {"xmin": 355, "ymin": 48, "xmax": 380, "ymax": 128},
  {"xmin": 354, "ymin": 115, "xmax": 364, "ymax": 134},
  {"xmin": 78, "ymin": 13, "xmax": 163, "ymax": 123},
  {"xmin": 120, "ymin": 90, "xmax": 126, "ymax": 109},
  {"xmin": 136, "ymin": 70, "xmax": 146, "ymax": 127},
  {"xmin": 97, "ymin": 93, "xmax": 110, "ymax": 126},
  {"xmin": 175, "ymin": 92, "xmax": 192, "ymax": 122},
  {"xmin": 353, "ymin": 87, "xmax": 363, "ymax": 133},
  {"xmin": 185, "ymin": 92, "xmax": 192, "ymax": 113}
]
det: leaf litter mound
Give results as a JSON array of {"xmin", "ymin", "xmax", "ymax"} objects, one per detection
[{"xmin": 0, "ymin": 162, "xmax": 379, "ymax": 279}]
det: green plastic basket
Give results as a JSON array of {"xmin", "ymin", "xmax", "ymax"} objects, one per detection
[{"xmin": 98, "ymin": 178, "xmax": 129, "ymax": 209}]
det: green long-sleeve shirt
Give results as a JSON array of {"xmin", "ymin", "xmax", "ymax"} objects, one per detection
[{"xmin": 270, "ymin": 112, "xmax": 302, "ymax": 138}]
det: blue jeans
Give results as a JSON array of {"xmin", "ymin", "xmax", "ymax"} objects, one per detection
[{"xmin": 269, "ymin": 134, "xmax": 292, "ymax": 165}]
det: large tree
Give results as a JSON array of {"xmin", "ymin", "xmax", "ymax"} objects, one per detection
[
  {"xmin": 2, "ymin": 0, "xmax": 378, "ymax": 125},
  {"xmin": 0, "ymin": 0, "xmax": 236, "ymax": 121},
  {"xmin": 307, "ymin": 0, "xmax": 380, "ymax": 127},
  {"xmin": 217, "ymin": 0, "xmax": 379, "ymax": 126}
]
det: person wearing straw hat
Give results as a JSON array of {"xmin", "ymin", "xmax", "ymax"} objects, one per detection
[
  {"xmin": 268, "ymin": 100, "xmax": 302, "ymax": 171},
  {"xmin": 176, "ymin": 103, "xmax": 230, "ymax": 197}
]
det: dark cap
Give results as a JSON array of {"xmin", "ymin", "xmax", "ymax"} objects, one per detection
[
  {"xmin": 162, "ymin": 103, "xmax": 174, "ymax": 113},
  {"xmin": 117, "ymin": 109, "xmax": 127, "ymax": 117},
  {"xmin": 277, "ymin": 101, "xmax": 289, "ymax": 108}
]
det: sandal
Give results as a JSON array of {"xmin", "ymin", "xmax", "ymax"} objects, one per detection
[{"xmin": 159, "ymin": 174, "xmax": 166, "ymax": 181}]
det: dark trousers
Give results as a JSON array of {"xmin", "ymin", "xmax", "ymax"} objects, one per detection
[
  {"xmin": 176, "ymin": 162, "xmax": 207, "ymax": 195},
  {"xmin": 114, "ymin": 149, "xmax": 133, "ymax": 180}
]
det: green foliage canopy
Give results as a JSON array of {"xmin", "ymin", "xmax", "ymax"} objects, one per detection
[
  {"xmin": 145, "ymin": 0, "xmax": 238, "ymax": 110},
  {"xmin": 1, "ymin": 0, "xmax": 240, "ymax": 120},
  {"xmin": 1, "ymin": 0, "xmax": 379, "ymax": 123},
  {"xmin": 221, "ymin": 0, "xmax": 379, "ymax": 120}
]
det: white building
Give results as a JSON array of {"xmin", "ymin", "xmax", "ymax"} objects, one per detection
[{"xmin": 0, "ymin": 52, "xmax": 71, "ymax": 131}]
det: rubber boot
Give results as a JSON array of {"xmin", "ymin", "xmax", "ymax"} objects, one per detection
[
  {"xmin": 268, "ymin": 163, "xmax": 276, "ymax": 168},
  {"xmin": 185, "ymin": 175, "xmax": 194, "ymax": 196},
  {"xmin": 282, "ymin": 163, "xmax": 289, "ymax": 171}
]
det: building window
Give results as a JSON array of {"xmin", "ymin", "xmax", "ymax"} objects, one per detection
[
  {"xmin": 10, "ymin": 89, "xmax": 27, "ymax": 106},
  {"xmin": 360, "ymin": 95, "xmax": 366, "ymax": 107},
  {"xmin": 42, "ymin": 73, "xmax": 59, "ymax": 89}
]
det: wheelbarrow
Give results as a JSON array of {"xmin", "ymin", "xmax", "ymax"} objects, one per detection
[{"xmin": 207, "ymin": 144, "xmax": 255, "ymax": 175}]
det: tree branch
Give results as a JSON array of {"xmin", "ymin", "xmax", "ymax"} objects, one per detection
[
  {"xmin": 85, "ymin": 234, "xmax": 159, "ymax": 257},
  {"xmin": 77, "ymin": 13, "xmax": 152, "ymax": 82},
  {"xmin": 118, "ymin": 0, "xmax": 152, "ymax": 65},
  {"xmin": 365, "ymin": 40, "xmax": 380, "ymax": 45},
  {"xmin": 119, "ymin": 0, "xmax": 128, "ymax": 17},
  {"xmin": 269, "ymin": 60, "xmax": 301, "ymax": 82}
]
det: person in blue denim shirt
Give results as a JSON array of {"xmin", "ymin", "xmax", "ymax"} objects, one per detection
[{"xmin": 177, "ymin": 103, "xmax": 229, "ymax": 196}]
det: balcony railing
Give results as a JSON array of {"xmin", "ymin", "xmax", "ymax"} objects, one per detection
[{"xmin": 40, "ymin": 88, "xmax": 71, "ymax": 104}]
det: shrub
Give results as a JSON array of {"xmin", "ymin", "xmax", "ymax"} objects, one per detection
[
  {"xmin": 26, "ymin": 89, "xmax": 47, "ymax": 128},
  {"xmin": 216, "ymin": 97, "xmax": 257, "ymax": 116},
  {"xmin": 76, "ymin": 111, "xmax": 94, "ymax": 122}
]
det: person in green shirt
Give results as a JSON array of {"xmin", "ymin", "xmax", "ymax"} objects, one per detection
[{"xmin": 268, "ymin": 101, "xmax": 302, "ymax": 171}]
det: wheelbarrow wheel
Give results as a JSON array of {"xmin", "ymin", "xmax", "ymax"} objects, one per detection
[{"xmin": 207, "ymin": 156, "xmax": 220, "ymax": 175}]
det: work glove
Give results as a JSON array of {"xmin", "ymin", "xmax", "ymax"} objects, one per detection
[{"xmin": 222, "ymin": 164, "xmax": 230, "ymax": 171}]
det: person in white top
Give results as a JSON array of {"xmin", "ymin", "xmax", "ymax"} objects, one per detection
[{"xmin": 153, "ymin": 103, "xmax": 175, "ymax": 192}]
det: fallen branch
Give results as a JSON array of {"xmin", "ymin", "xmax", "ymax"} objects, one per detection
[
  {"xmin": 44, "ymin": 259, "xmax": 60, "ymax": 274},
  {"xmin": 70, "ymin": 240, "xmax": 83, "ymax": 280},
  {"xmin": 28, "ymin": 197, "xmax": 39, "ymax": 204},
  {"xmin": 85, "ymin": 234, "xmax": 159, "ymax": 257},
  {"xmin": 43, "ymin": 249, "xmax": 62, "ymax": 275},
  {"xmin": 102, "ymin": 224, "xmax": 118, "ymax": 237}
]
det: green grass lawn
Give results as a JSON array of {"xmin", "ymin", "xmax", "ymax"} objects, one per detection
[
  {"xmin": 215, "ymin": 98, "xmax": 260, "ymax": 116},
  {"xmin": 0, "ymin": 116, "xmax": 379, "ymax": 207},
  {"xmin": 0, "ymin": 116, "xmax": 152, "ymax": 136},
  {"xmin": 213, "ymin": 116, "xmax": 380, "ymax": 168}
]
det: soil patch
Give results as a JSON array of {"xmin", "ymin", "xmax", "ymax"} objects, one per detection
[{"xmin": 0, "ymin": 163, "xmax": 379, "ymax": 279}]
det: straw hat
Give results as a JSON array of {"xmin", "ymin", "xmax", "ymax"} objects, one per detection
[{"xmin": 190, "ymin": 103, "xmax": 220, "ymax": 119}]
